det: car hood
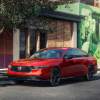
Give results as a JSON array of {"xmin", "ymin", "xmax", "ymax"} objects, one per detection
[{"xmin": 11, "ymin": 58, "xmax": 62, "ymax": 66}]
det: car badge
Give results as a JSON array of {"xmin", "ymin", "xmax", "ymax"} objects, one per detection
[{"xmin": 18, "ymin": 66, "xmax": 22, "ymax": 71}]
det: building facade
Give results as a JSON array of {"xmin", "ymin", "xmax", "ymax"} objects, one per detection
[
  {"xmin": 0, "ymin": 2, "xmax": 100, "ymax": 69},
  {"xmin": 56, "ymin": 2, "xmax": 100, "ymax": 64},
  {"xmin": 19, "ymin": 11, "xmax": 81, "ymax": 59},
  {"xmin": 0, "ymin": 29, "xmax": 13, "ymax": 69}
]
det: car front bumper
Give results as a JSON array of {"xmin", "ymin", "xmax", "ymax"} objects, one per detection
[{"xmin": 8, "ymin": 75, "xmax": 48, "ymax": 81}]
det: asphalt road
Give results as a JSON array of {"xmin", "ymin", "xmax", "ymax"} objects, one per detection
[{"xmin": 0, "ymin": 73, "xmax": 100, "ymax": 100}]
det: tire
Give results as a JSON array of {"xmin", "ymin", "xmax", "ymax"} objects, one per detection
[
  {"xmin": 50, "ymin": 68, "xmax": 61, "ymax": 86},
  {"xmin": 14, "ymin": 80, "xmax": 24, "ymax": 84},
  {"xmin": 84, "ymin": 65, "xmax": 94, "ymax": 81}
]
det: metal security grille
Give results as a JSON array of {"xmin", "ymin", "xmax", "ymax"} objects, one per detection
[{"xmin": 0, "ymin": 31, "xmax": 13, "ymax": 69}]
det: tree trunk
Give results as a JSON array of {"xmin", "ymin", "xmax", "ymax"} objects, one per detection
[{"xmin": 0, "ymin": 27, "xmax": 4, "ymax": 34}]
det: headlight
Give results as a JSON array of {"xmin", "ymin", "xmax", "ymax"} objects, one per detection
[
  {"xmin": 31, "ymin": 66, "xmax": 48, "ymax": 70},
  {"xmin": 8, "ymin": 65, "xmax": 12, "ymax": 69}
]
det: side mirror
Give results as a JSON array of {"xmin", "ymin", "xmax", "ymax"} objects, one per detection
[{"xmin": 64, "ymin": 55, "xmax": 73, "ymax": 59}]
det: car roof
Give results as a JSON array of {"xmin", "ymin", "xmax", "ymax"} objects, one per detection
[
  {"xmin": 40, "ymin": 47, "xmax": 86, "ymax": 52},
  {"xmin": 40, "ymin": 47, "xmax": 71, "ymax": 51}
]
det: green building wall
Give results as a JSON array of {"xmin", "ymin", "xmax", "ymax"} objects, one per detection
[
  {"xmin": 56, "ymin": 3, "xmax": 100, "ymax": 64},
  {"xmin": 79, "ymin": 3, "xmax": 100, "ymax": 64}
]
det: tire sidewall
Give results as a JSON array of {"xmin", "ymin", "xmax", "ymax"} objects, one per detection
[
  {"xmin": 85, "ymin": 65, "xmax": 94, "ymax": 81},
  {"xmin": 50, "ymin": 68, "xmax": 61, "ymax": 86}
]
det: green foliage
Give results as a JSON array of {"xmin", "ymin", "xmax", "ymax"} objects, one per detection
[{"xmin": 0, "ymin": 0, "xmax": 74, "ymax": 28}]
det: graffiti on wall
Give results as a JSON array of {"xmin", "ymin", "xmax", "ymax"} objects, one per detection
[{"xmin": 79, "ymin": 7, "xmax": 100, "ymax": 63}]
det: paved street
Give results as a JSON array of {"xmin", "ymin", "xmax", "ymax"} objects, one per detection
[{"xmin": 0, "ymin": 72, "xmax": 100, "ymax": 100}]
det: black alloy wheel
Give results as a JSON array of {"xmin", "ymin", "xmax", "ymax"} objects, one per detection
[
  {"xmin": 50, "ymin": 68, "xmax": 61, "ymax": 86},
  {"xmin": 84, "ymin": 65, "xmax": 94, "ymax": 81}
]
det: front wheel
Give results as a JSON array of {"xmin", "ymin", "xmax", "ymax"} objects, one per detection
[
  {"xmin": 14, "ymin": 80, "xmax": 24, "ymax": 84},
  {"xmin": 50, "ymin": 68, "xmax": 61, "ymax": 86}
]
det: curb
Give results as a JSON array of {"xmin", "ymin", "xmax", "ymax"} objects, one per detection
[
  {"xmin": 0, "ymin": 76, "xmax": 8, "ymax": 81},
  {"xmin": 0, "ymin": 68, "xmax": 8, "ymax": 76},
  {"xmin": 0, "ymin": 72, "xmax": 8, "ymax": 77}
]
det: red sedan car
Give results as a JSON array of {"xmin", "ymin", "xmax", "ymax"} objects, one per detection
[{"xmin": 8, "ymin": 47, "xmax": 97, "ymax": 86}]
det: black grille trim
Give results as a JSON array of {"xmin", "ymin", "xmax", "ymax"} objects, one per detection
[{"xmin": 11, "ymin": 66, "xmax": 31, "ymax": 72}]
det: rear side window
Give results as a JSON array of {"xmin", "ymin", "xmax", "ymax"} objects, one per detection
[{"xmin": 64, "ymin": 48, "xmax": 88, "ymax": 57}]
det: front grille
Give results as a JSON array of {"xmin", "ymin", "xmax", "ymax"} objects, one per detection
[{"xmin": 11, "ymin": 66, "xmax": 31, "ymax": 72}]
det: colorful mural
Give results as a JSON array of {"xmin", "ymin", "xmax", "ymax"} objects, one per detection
[{"xmin": 79, "ymin": 4, "xmax": 100, "ymax": 64}]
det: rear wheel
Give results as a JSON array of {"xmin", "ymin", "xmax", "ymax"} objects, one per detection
[
  {"xmin": 50, "ymin": 68, "xmax": 61, "ymax": 86},
  {"xmin": 84, "ymin": 65, "xmax": 94, "ymax": 81}
]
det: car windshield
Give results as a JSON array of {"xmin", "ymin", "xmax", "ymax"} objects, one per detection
[{"xmin": 30, "ymin": 49, "xmax": 63, "ymax": 59}]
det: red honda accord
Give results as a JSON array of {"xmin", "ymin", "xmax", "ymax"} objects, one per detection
[{"xmin": 8, "ymin": 47, "xmax": 97, "ymax": 86}]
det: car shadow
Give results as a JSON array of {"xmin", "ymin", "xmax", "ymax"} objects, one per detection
[
  {"xmin": 59, "ymin": 74, "xmax": 100, "ymax": 86},
  {"xmin": 1, "ymin": 74, "xmax": 100, "ymax": 87}
]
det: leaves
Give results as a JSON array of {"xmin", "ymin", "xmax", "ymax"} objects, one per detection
[{"xmin": 0, "ymin": 0, "xmax": 74, "ymax": 28}]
